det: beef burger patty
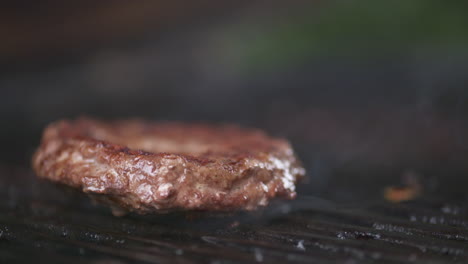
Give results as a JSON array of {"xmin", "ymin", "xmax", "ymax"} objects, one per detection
[{"xmin": 32, "ymin": 118, "xmax": 305, "ymax": 215}]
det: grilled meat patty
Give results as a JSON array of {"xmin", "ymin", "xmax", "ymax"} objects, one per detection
[{"xmin": 32, "ymin": 118, "xmax": 305, "ymax": 215}]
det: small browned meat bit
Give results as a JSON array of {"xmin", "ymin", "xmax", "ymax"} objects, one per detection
[{"xmin": 32, "ymin": 118, "xmax": 305, "ymax": 215}]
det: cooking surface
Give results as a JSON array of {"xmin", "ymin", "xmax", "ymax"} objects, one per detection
[
  {"xmin": 1, "ymin": 160, "xmax": 467, "ymax": 263},
  {"xmin": 2, "ymin": 110, "xmax": 468, "ymax": 263}
]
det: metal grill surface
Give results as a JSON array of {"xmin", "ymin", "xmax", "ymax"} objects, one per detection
[{"xmin": 0, "ymin": 166, "xmax": 467, "ymax": 264}]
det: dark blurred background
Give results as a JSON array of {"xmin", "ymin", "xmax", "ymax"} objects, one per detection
[{"xmin": 2, "ymin": 0, "xmax": 468, "ymax": 201}]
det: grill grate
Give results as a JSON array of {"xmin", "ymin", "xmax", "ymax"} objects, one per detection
[{"xmin": 0, "ymin": 167, "xmax": 467, "ymax": 263}]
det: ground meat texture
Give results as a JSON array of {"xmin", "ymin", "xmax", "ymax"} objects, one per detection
[{"xmin": 32, "ymin": 118, "xmax": 305, "ymax": 215}]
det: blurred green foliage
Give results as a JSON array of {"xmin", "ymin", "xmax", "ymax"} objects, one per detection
[{"xmin": 228, "ymin": 0, "xmax": 468, "ymax": 70}]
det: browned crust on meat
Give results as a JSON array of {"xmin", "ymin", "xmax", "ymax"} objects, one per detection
[{"xmin": 32, "ymin": 118, "xmax": 305, "ymax": 214}]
